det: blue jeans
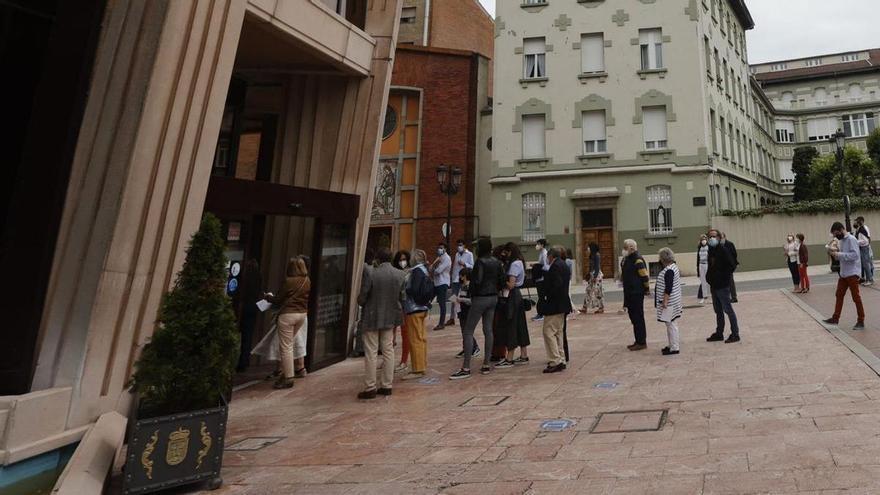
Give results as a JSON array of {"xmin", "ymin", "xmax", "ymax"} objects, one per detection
[
  {"xmin": 711, "ymin": 286, "xmax": 739, "ymax": 336},
  {"xmin": 435, "ymin": 284, "xmax": 449, "ymax": 324},
  {"xmin": 860, "ymin": 247, "xmax": 874, "ymax": 282}
]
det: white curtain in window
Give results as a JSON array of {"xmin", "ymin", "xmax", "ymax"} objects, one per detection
[
  {"xmin": 524, "ymin": 38, "xmax": 546, "ymax": 78},
  {"xmin": 643, "ymin": 106, "xmax": 667, "ymax": 145},
  {"xmin": 522, "ymin": 193, "xmax": 545, "ymax": 242},
  {"xmin": 581, "ymin": 34, "xmax": 605, "ymax": 73},
  {"xmin": 522, "ymin": 114, "xmax": 546, "ymax": 159},
  {"xmin": 639, "ymin": 28, "xmax": 662, "ymax": 70},
  {"xmin": 647, "ymin": 185, "xmax": 672, "ymax": 234}
]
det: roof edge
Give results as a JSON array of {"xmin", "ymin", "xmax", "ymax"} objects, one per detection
[{"xmin": 730, "ymin": 0, "xmax": 755, "ymax": 30}]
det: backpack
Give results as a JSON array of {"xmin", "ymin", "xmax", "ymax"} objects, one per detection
[{"xmin": 411, "ymin": 266, "xmax": 435, "ymax": 306}]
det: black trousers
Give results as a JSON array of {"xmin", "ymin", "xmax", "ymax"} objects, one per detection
[
  {"xmin": 535, "ymin": 281, "xmax": 545, "ymax": 316},
  {"xmin": 624, "ymin": 293, "xmax": 647, "ymax": 345}
]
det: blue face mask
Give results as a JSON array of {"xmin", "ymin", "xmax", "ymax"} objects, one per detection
[{"xmin": 708, "ymin": 238, "xmax": 719, "ymax": 247}]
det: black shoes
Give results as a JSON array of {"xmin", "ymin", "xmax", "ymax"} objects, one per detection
[
  {"xmin": 853, "ymin": 322, "xmax": 866, "ymax": 330},
  {"xmin": 823, "ymin": 318, "xmax": 839, "ymax": 325},
  {"xmin": 543, "ymin": 363, "xmax": 565, "ymax": 373},
  {"xmin": 273, "ymin": 377, "xmax": 294, "ymax": 389},
  {"xmin": 724, "ymin": 335, "xmax": 740, "ymax": 343},
  {"xmin": 627, "ymin": 343, "xmax": 647, "ymax": 351},
  {"xmin": 377, "ymin": 388, "xmax": 393, "ymax": 396},
  {"xmin": 706, "ymin": 333, "xmax": 724, "ymax": 342},
  {"xmin": 357, "ymin": 389, "xmax": 377, "ymax": 399},
  {"xmin": 661, "ymin": 347, "xmax": 680, "ymax": 355}
]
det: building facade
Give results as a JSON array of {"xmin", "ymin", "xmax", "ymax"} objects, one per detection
[
  {"xmin": 0, "ymin": 0, "xmax": 400, "ymax": 488},
  {"xmin": 489, "ymin": 0, "xmax": 788, "ymax": 277},
  {"xmin": 369, "ymin": 0, "xmax": 493, "ymax": 255},
  {"xmin": 752, "ymin": 48, "xmax": 880, "ymax": 195}
]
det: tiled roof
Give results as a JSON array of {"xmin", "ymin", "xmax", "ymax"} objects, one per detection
[{"xmin": 755, "ymin": 49, "xmax": 880, "ymax": 84}]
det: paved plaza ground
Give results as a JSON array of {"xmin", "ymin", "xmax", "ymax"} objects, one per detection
[{"xmin": 206, "ymin": 285, "xmax": 880, "ymax": 495}]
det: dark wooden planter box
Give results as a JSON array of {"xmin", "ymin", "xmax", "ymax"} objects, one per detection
[{"xmin": 122, "ymin": 404, "xmax": 227, "ymax": 494}]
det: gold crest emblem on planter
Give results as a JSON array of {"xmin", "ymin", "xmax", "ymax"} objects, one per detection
[
  {"xmin": 141, "ymin": 430, "xmax": 159, "ymax": 479},
  {"xmin": 165, "ymin": 427, "xmax": 191, "ymax": 466}
]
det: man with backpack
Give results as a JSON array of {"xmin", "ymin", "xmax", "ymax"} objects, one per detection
[{"xmin": 402, "ymin": 249, "xmax": 434, "ymax": 380}]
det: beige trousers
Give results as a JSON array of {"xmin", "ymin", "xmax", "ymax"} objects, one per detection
[
  {"xmin": 363, "ymin": 329, "xmax": 394, "ymax": 391},
  {"xmin": 542, "ymin": 313, "xmax": 566, "ymax": 366},
  {"xmin": 278, "ymin": 312, "xmax": 307, "ymax": 379}
]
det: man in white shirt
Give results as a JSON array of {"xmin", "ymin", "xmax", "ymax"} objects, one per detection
[
  {"xmin": 448, "ymin": 239, "xmax": 474, "ymax": 326},
  {"xmin": 431, "ymin": 243, "xmax": 452, "ymax": 330}
]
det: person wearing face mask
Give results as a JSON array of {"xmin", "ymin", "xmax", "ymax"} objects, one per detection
[
  {"xmin": 706, "ymin": 229, "xmax": 740, "ymax": 343},
  {"xmin": 784, "ymin": 233, "xmax": 801, "ymax": 293},
  {"xmin": 696, "ymin": 235, "xmax": 710, "ymax": 304},
  {"xmin": 392, "ymin": 250, "xmax": 412, "ymax": 373},
  {"xmin": 621, "ymin": 239, "xmax": 650, "ymax": 351},
  {"xmin": 430, "ymin": 243, "xmax": 452, "ymax": 331},
  {"xmin": 824, "ymin": 222, "xmax": 865, "ymax": 330},
  {"xmin": 448, "ymin": 239, "xmax": 475, "ymax": 327}
]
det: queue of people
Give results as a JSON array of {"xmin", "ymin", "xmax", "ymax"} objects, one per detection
[{"xmin": 250, "ymin": 218, "xmax": 874, "ymax": 400}]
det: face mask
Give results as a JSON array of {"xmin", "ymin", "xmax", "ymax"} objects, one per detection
[
  {"xmin": 621, "ymin": 249, "xmax": 628, "ymax": 257},
  {"xmin": 457, "ymin": 245, "xmax": 464, "ymax": 253},
  {"xmin": 437, "ymin": 248, "xmax": 445, "ymax": 256},
  {"xmin": 708, "ymin": 238, "xmax": 719, "ymax": 247},
  {"xmin": 787, "ymin": 237, "xmax": 794, "ymax": 242},
  {"xmin": 701, "ymin": 240, "xmax": 707, "ymax": 246},
  {"xmin": 399, "ymin": 260, "xmax": 408, "ymax": 269},
  {"xmin": 535, "ymin": 245, "xmax": 542, "ymax": 251}
]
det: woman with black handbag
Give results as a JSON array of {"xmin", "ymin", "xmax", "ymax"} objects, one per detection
[{"xmin": 495, "ymin": 242, "xmax": 531, "ymax": 368}]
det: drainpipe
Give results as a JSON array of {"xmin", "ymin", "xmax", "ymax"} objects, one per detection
[{"xmin": 422, "ymin": 0, "xmax": 431, "ymax": 46}]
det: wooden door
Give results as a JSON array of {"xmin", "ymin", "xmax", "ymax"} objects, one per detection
[{"xmin": 581, "ymin": 228, "xmax": 615, "ymax": 280}]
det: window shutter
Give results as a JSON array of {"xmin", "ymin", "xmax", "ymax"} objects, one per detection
[
  {"xmin": 581, "ymin": 34, "xmax": 605, "ymax": 73},
  {"xmin": 522, "ymin": 114, "xmax": 546, "ymax": 159},
  {"xmin": 582, "ymin": 111, "xmax": 606, "ymax": 141},
  {"xmin": 643, "ymin": 106, "xmax": 667, "ymax": 143},
  {"xmin": 524, "ymin": 37, "xmax": 545, "ymax": 55}
]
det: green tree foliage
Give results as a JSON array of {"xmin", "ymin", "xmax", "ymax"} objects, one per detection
[
  {"xmin": 791, "ymin": 146, "xmax": 818, "ymax": 202},
  {"xmin": 803, "ymin": 146, "xmax": 878, "ymax": 201},
  {"xmin": 720, "ymin": 196, "xmax": 880, "ymax": 218},
  {"xmin": 129, "ymin": 213, "xmax": 239, "ymax": 418},
  {"xmin": 867, "ymin": 127, "xmax": 880, "ymax": 166}
]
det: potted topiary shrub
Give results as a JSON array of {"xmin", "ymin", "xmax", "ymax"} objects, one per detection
[{"xmin": 123, "ymin": 213, "xmax": 239, "ymax": 494}]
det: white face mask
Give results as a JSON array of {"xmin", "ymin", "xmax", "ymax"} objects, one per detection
[
  {"xmin": 535, "ymin": 245, "xmax": 542, "ymax": 251},
  {"xmin": 437, "ymin": 248, "xmax": 445, "ymax": 256},
  {"xmin": 621, "ymin": 249, "xmax": 628, "ymax": 257},
  {"xmin": 399, "ymin": 260, "xmax": 408, "ymax": 268},
  {"xmin": 787, "ymin": 237, "xmax": 794, "ymax": 242},
  {"xmin": 701, "ymin": 240, "xmax": 707, "ymax": 246},
  {"xmin": 457, "ymin": 245, "xmax": 464, "ymax": 253}
]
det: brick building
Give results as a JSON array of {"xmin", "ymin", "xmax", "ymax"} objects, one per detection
[{"xmin": 368, "ymin": 0, "xmax": 493, "ymax": 254}]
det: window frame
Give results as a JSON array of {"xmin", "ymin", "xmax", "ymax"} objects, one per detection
[
  {"xmin": 639, "ymin": 28, "xmax": 663, "ymax": 71},
  {"xmin": 522, "ymin": 192, "xmax": 546, "ymax": 243},
  {"xmin": 581, "ymin": 110, "xmax": 608, "ymax": 155},
  {"xmin": 646, "ymin": 185, "xmax": 673, "ymax": 235},
  {"xmin": 523, "ymin": 37, "xmax": 547, "ymax": 80}
]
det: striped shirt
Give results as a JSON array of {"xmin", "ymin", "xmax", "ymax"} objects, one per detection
[{"xmin": 655, "ymin": 263, "xmax": 683, "ymax": 322}]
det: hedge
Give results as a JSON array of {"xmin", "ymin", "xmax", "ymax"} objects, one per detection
[{"xmin": 719, "ymin": 196, "xmax": 880, "ymax": 218}]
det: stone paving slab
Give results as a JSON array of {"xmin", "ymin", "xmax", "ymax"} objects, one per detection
[{"xmin": 198, "ymin": 289, "xmax": 880, "ymax": 494}]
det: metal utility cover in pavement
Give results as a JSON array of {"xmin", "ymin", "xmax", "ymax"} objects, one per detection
[
  {"xmin": 460, "ymin": 396, "xmax": 510, "ymax": 407},
  {"xmin": 593, "ymin": 381, "xmax": 619, "ymax": 390},
  {"xmin": 540, "ymin": 419, "xmax": 576, "ymax": 432},
  {"xmin": 589, "ymin": 410, "xmax": 668, "ymax": 434},
  {"xmin": 224, "ymin": 437, "xmax": 285, "ymax": 451}
]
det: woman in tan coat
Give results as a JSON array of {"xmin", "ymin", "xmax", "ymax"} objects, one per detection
[{"xmin": 266, "ymin": 257, "xmax": 310, "ymax": 389}]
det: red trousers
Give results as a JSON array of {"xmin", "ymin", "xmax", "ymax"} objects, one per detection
[
  {"xmin": 798, "ymin": 265, "xmax": 810, "ymax": 291},
  {"xmin": 834, "ymin": 275, "xmax": 865, "ymax": 323}
]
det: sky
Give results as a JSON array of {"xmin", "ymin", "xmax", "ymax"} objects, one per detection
[{"xmin": 476, "ymin": 0, "xmax": 878, "ymax": 63}]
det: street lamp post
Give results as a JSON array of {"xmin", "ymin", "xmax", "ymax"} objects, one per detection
[
  {"xmin": 830, "ymin": 129, "xmax": 851, "ymax": 232},
  {"xmin": 435, "ymin": 164, "xmax": 463, "ymax": 246}
]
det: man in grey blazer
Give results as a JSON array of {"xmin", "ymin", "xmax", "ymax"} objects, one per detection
[{"xmin": 357, "ymin": 247, "xmax": 406, "ymax": 399}]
